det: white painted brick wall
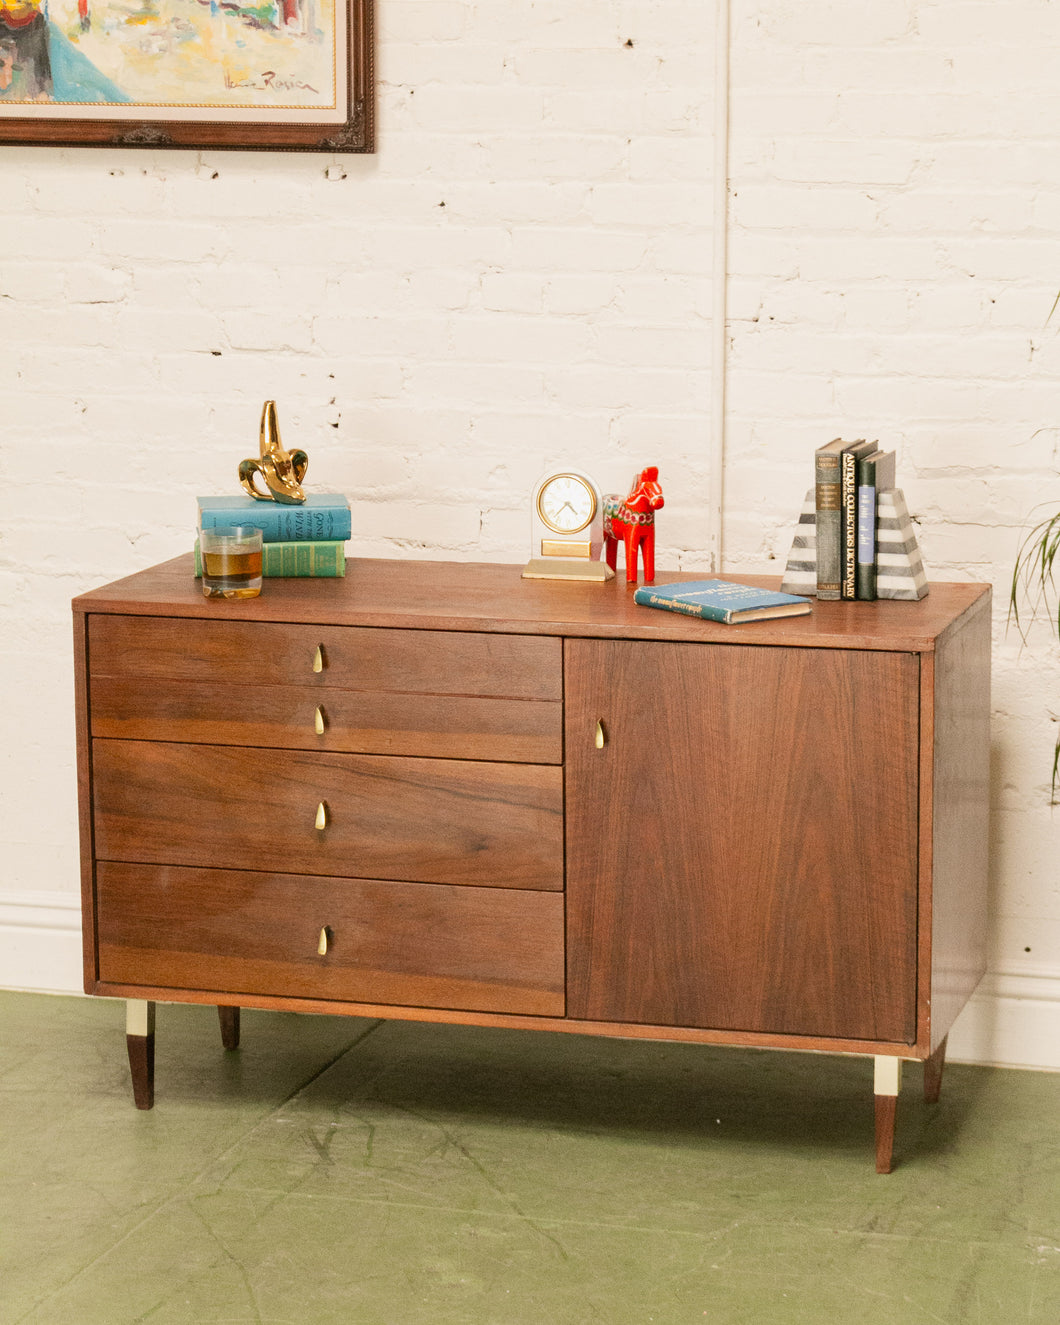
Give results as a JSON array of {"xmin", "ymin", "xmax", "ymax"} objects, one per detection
[
  {"xmin": 2, "ymin": 1, "xmax": 1059, "ymax": 1061},
  {"xmin": 725, "ymin": 0, "xmax": 1060, "ymax": 1012}
]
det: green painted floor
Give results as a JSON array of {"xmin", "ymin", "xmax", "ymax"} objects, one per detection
[{"xmin": 1, "ymin": 993, "xmax": 1057, "ymax": 1324}]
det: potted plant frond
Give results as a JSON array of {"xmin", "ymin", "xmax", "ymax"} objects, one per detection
[{"xmin": 1011, "ymin": 510, "xmax": 1060, "ymax": 798}]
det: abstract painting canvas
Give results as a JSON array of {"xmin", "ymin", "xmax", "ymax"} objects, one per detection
[{"xmin": 0, "ymin": 0, "xmax": 371, "ymax": 149}]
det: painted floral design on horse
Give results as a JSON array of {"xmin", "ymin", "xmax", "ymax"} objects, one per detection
[{"xmin": 603, "ymin": 466, "xmax": 665, "ymax": 585}]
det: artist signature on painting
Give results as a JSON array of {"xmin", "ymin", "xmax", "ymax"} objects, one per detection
[{"xmin": 224, "ymin": 71, "xmax": 319, "ymax": 92}]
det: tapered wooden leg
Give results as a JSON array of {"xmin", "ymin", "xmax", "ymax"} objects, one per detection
[
  {"xmin": 126, "ymin": 999, "xmax": 156, "ymax": 1110},
  {"xmin": 874, "ymin": 1095, "xmax": 898, "ymax": 1173},
  {"xmin": 218, "ymin": 1005, "xmax": 241, "ymax": 1051},
  {"xmin": 923, "ymin": 1035, "xmax": 948, "ymax": 1104},
  {"xmin": 873, "ymin": 1056, "xmax": 903, "ymax": 1174}
]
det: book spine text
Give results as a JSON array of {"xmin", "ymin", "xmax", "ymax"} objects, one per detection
[
  {"xmin": 841, "ymin": 450, "xmax": 859, "ymax": 599},
  {"xmin": 199, "ymin": 505, "xmax": 351, "ymax": 543},
  {"xmin": 856, "ymin": 484, "xmax": 877, "ymax": 600},
  {"xmin": 635, "ymin": 593, "xmax": 708, "ymax": 619},
  {"xmin": 815, "ymin": 454, "xmax": 842, "ymax": 600}
]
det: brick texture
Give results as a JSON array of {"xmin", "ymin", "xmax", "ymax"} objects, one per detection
[{"xmin": 1, "ymin": 1, "xmax": 1058, "ymax": 1006}]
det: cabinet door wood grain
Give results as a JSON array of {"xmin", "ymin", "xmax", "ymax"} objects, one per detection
[
  {"xmin": 92, "ymin": 740, "xmax": 564, "ymax": 890},
  {"xmin": 96, "ymin": 863, "xmax": 564, "ymax": 1016},
  {"xmin": 565, "ymin": 640, "xmax": 919, "ymax": 1043}
]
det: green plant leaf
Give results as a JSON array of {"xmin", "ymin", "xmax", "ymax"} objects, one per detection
[{"xmin": 1009, "ymin": 509, "xmax": 1060, "ymax": 641}]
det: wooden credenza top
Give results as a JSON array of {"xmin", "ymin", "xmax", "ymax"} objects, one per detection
[{"xmin": 73, "ymin": 554, "xmax": 991, "ymax": 652}]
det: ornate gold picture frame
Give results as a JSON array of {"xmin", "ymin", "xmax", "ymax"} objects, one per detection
[{"xmin": 0, "ymin": 0, "xmax": 372, "ymax": 151}]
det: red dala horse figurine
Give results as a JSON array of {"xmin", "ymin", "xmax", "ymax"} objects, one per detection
[{"xmin": 603, "ymin": 467, "xmax": 664, "ymax": 584}]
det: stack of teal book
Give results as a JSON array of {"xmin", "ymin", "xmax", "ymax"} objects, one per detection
[{"xmin": 195, "ymin": 494, "xmax": 352, "ymax": 578}]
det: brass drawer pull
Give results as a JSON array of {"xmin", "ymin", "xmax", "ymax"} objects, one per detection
[
  {"xmin": 314, "ymin": 705, "xmax": 326, "ymax": 736},
  {"xmin": 313, "ymin": 645, "xmax": 325, "ymax": 673},
  {"xmin": 315, "ymin": 801, "xmax": 328, "ymax": 831},
  {"xmin": 595, "ymin": 720, "xmax": 606, "ymax": 749},
  {"xmin": 318, "ymin": 926, "xmax": 331, "ymax": 956}
]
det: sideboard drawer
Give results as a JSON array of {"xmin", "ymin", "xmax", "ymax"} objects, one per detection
[
  {"xmin": 96, "ymin": 863, "xmax": 565, "ymax": 1017},
  {"xmin": 89, "ymin": 616, "xmax": 561, "ymax": 700},
  {"xmin": 89, "ymin": 676, "xmax": 562, "ymax": 764},
  {"xmin": 92, "ymin": 739, "xmax": 564, "ymax": 890}
]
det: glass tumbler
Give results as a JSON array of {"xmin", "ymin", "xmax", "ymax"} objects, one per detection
[{"xmin": 200, "ymin": 525, "xmax": 263, "ymax": 600}]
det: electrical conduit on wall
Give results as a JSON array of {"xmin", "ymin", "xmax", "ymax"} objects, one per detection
[{"xmin": 710, "ymin": 0, "xmax": 730, "ymax": 572}]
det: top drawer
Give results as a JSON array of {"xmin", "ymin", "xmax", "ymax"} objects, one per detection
[
  {"xmin": 88, "ymin": 617, "xmax": 561, "ymax": 700},
  {"xmin": 87, "ymin": 616, "xmax": 562, "ymax": 763}
]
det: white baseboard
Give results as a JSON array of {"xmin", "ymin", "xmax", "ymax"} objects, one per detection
[
  {"xmin": 946, "ymin": 968, "xmax": 1060, "ymax": 1071},
  {"xmin": 0, "ymin": 894, "xmax": 1057, "ymax": 1070},
  {"xmin": 0, "ymin": 891, "xmax": 84, "ymax": 996}
]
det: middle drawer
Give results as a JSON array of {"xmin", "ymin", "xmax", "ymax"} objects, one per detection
[
  {"xmin": 92, "ymin": 739, "xmax": 564, "ymax": 890},
  {"xmin": 89, "ymin": 677, "xmax": 562, "ymax": 764}
]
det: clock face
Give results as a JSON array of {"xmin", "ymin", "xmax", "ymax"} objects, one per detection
[{"xmin": 537, "ymin": 473, "xmax": 597, "ymax": 535}]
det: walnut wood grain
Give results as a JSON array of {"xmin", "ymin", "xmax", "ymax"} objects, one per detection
[
  {"xmin": 73, "ymin": 613, "xmax": 99, "ymax": 991},
  {"xmin": 125, "ymin": 1000, "xmax": 156, "ymax": 1111},
  {"xmin": 87, "ymin": 616, "xmax": 561, "ymax": 700},
  {"xmin": 923, "ymin": 1034, "xmax": 947, "ymax": 1103},
  {"xmin": 875, "ymin": 1094, "xmax": 898, "ymax": 1173},
  {"xmin": 218, "ymin": 1006, "xmax": 240, "ymax": 1051},
  {"xmin": 97, "ymin": 864, "xmax": 564, "ymax": 1017},
  {"xmin": 126, "ymin": 1032, "xmax": 154, "ymax": 1111},
  {"xmin": 89, "ymin": 675, "xmax": 561, "ymax": 765},
  {"xmin": 92, "ymin": 739, "xmax": 564, "ymax": 890},
  {"xmin": 92, "ymin": 984, "xmax": 925, "ymax": 1058},
  {"xmin": 74, "ymin": 555, "xmax": 989, "ymax": 652},
  {"xmin": 75, "ymin": 555, "xmax": 992, "ymax": 1166},
  {"xmin": 565, "ymin": 639, "xmax": 920, "ymax": 1042},
  {"xmin": 924, "ymin": 599, "xmax": 992, "ymax": 1050}
]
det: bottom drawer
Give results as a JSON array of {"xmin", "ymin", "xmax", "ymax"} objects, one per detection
[{"xmin": 96, "ymin": 863, "xmax": 565, "ymax": 1017}]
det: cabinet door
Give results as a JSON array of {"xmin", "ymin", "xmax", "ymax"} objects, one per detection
[{"xmin": 565, "ymin": 640, "xmax": 919, "ymax": 1043}]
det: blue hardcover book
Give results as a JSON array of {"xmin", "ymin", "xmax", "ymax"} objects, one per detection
[
  {"xmin": 633, "ymin": 580, "xmax": 811, "ymax": 624},
  {"xmin": 197, "ymin": 494, "xmax": 352, "ymax": 543}
]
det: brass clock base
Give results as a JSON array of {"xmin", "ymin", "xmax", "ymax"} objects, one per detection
[{"xmin": 522, "ymin": 558, "xmax": 615, "ymax": 582}]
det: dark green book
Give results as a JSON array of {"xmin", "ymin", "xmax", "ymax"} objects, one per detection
[
  {"xmin": 855, "ymin": 451, "xmax": 896, "ymax": 600},
  {"xmin": 840, "ymin": 440, "xmax": 877, "ymax": 600}
]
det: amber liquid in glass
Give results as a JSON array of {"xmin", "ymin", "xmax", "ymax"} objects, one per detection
[{"xmin": 202, "ymin": 547, "xmax": 263, "ymax": 599}]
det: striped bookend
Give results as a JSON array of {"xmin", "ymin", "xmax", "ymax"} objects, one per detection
[
  {"xmin": 780, "ymin": 488, "xmax": 817, "ymax": 596},
  {"xmin": 875, "ymin": 490, "xmax": 928, "ymax": 600}
]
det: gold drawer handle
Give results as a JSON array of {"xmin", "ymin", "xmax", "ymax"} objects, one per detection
[
  {"xmin": 314, "ymin": 705, "xmax": 326, "ymax": 736},
  {"xmin": 313, "ymin": 645, "xmax": 325, "ymax": 673},
  {"xmin": 318, "ymin": 926, "xmax": 330, "ymax": 956},
  {"xmin": 315, "ymin": 801, "xmax": 328, "ymax": 831},
  {"xmin": 595, "ymin": 720, "xmax": 606, "ymax": 749}
]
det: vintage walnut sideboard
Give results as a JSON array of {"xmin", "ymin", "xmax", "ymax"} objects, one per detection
[{"xmin": 73, "ymin": 556, "xmax": 991, "ymax": 1172}]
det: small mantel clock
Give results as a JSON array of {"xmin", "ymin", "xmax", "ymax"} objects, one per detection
[{"xmin": 522, "ymin": 469, "xmax": 614, "ymax": 581}]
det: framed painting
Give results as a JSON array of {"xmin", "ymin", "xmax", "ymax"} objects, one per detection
[{"xmin": 0, "ymin": 0, "xmax": 372, "ymax": 150}]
